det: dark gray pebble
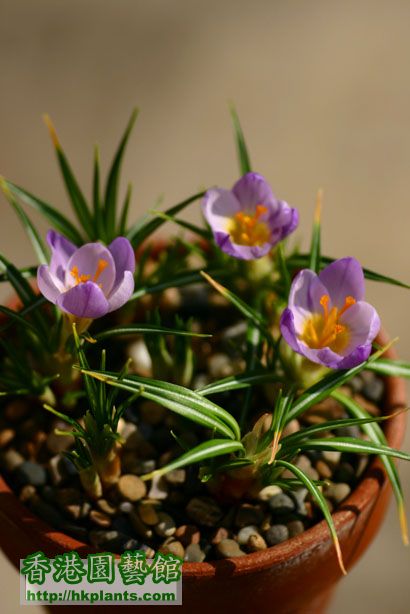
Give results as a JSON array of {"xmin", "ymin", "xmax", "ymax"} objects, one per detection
[
  {"xmin": 265, "ymin": 524, "xmax": 289, "ymax": 546},
  {"xmin": 362, "ymin": 378, "xmax": 384, "ymax": 404},
  {"xmin": 15, "ymin": 461, "xmax": 47, "ymax": 487},
  {"xmin": 268, "ymin": 493, "xmax": 295, "ymax": 515}
]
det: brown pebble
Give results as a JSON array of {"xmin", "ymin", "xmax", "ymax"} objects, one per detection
[
  {"xmin": 247, "ymin": 534, "xmax": 267, "ymax": 552},
  {"xmin": 4, "ymin": 399, "xmax": 29, "ymax": 422},
  {"xmin": 160, "ymin": 540, "xmax": 185, "ymax": 558},
  {"xmin": 175, "ymin": 524, "xmax": 201, "ymax": 546},
  {"xmin": 353, "ymin": 393, "xmax": 380, "ymax": 416},
  {"xmin": 216, "ymin": 539, "xmax": 245, "ymax": 558},
  {"xmin": 117, "ymin": 474, "xmax": 147, "ymax": 502},
  {"xmin": 303, "ymin": 414, "xmax": 327, "ymax": 425},
  {"xmin": 325, "ymin": 482, "xmax": 351, "ymax": 504},
  {"xmin": 0, "ymin": 448, "xmax": 24, "ymax": 471},
  {"xmin": 19, "ymin": 484, "xmax": 36, "ymax": 503},
  {"xmin": 90, "ymin": 509, "xmax": 111, "ymax": 528},
  {"xmin": 316, "ymin": 460, "xmax": 332, "ymax": 479},
  {"xmin": 138, "ymin": 503, "xmax": 159, "ymax": 526},
  {"xmin": 186, "ymin": 497, "xmax": 222, "ymax": 527},
  {"xmin": 287, "ymin": 520, "xmax": 305, "ymax": 537},
  {"xmin": 46, "ymin": 422, "xmax": 74, "ymax": 454},
  {"xmin": 164, "ymin": 469, "xmax": 186, "ymax": 486},
  {"xmin": 257, "ymin": 485, "xmax": 282, "ymax": 501},
  {"xmin": 140, "ymin": 401, "xmax": 166, "ymax": 426},
  {"xmin": 211, "ymin": 527, "xmax": 229, "ymax": 545},
  {"xmin": 306, "ymin": 397, "xmax": 345, "ymax": 420},
  {"xmin": 282, "ymin": 419, "xmax": 300, "ymax": 437},
  {"xmin": 97, "ymin": 499, "xmax": 117, "ymax": 516},
  {"xmin": 0, "ymin": 428, "xmax": 15, "ymax": 448}
]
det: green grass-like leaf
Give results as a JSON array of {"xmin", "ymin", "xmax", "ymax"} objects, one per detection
[
  {"xmin": 94, "ymin": 324, "xmax": 211, "ymax": 341},
  {"xmin": 126, "ymin": 191, "xmax": 205, "ymax": 247},
  {"xmin": 297, "ymin": 437, "xmax": 410, "ymax": 461},
  {"xmin": 332, "ymin": 389, "xmax": 409, "ymax": 545},
  {"xmin": 230, "ymin": 104, "xmax": 252, "ymax": 175},
  {"xmin": 81, "ymin": 369, "xmax": 241, "ymax": 441},
  {"xmin": 104, "ymin": 108, "xmax": 139, "ymax": 238},
  {"xmin": 4, "ymin": 181, "xmax": 84, "ymax": 245},
  {"xmin": 92, "ymin": 145, "xmax": 104, "ymax": 240},
  {"xmin": 287, "ymin": 341, "xmax": 394, "ymax": 422},
  {"xmin": 0, "ymin": 178, "xmax": 48, "ymax": 264},
  {"xmin": 308, "ymin": 190, "xmax": 322, "ymax": 273},
  {"xmin": 366, "ymin": 359, "xmax": 410, "ymax": 379},
  {"xmin": 275, "ymin": 459, "xmax": 346, "ymax": 574},
  {"xmin": 149, "ymin": 209, "xmax": 210, "ymax": 239},
  {"xmin": 43, "ymin": 115, "xmax": 94, "ymax": 239},
  {"xmin": 141, "ymin": 439, "xmax": 245, "ymax": 481},
  {"xmin": 200, "ymin": 271, "xmax": 271, "ymax": 339},
  {"xmin": 196, "ymin": 369, "xmax": 280, "ymax": 396}
]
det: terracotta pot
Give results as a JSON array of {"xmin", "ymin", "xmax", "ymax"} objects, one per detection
[{"xmin": 0, "ymin": 329, "xmax": 406, "ymax": 614}]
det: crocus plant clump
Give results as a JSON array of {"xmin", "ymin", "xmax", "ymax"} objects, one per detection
[{"xmin": 1, "ymin": 109, "xmax": 410, "ymax": 573}]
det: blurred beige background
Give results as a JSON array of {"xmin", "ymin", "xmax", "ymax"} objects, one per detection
[{"xmin": 1, "ymin": 0, "xmax": 410, "ymax": 611}]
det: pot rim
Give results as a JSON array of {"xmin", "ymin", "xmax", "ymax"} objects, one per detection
[{"xmin": 0, "ymin": 315, "xmax": 406, "ymax": 577}]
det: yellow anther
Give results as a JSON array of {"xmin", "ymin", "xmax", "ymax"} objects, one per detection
[
  {"xmin": 339, "ymin": 295, "xmax": 356, "ymax": 317},
  {"xmin": 319, "ymin": 294, "xmax": 330, "ymax": 320},
  {"xmin": 228, "ymin": 204, "xmax": 270, "ymax": 246},
  {"xmin": 301, "ymin": 294, "xmax": 356, "ymax": 352}
]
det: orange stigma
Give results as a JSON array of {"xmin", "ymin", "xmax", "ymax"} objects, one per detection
[
  {"xmin": 71, "ymin": 259, "xmax": 108, "ymax": 287},
  {"xmin": 93, "ymin": 259, "xmax": 108, "ymax": 283},
  {"xmin": 228, "ymin": 204, "xmax": 270, "ymax": 246},
  {"xmin": 301, "ymin": 294, "xmax": 356, "ymax": 351}
]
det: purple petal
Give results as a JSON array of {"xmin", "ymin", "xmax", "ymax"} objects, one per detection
[
  {"xmin": 340, "ymin": 301, "xmax": 381, "ymax": 352},
  {"xmin": 47, "ymin": 230, "xmax": 77, "ymax": 283},
  {"xmin": 319, "ymin": 257, "xmax": 365, "ymax": 308},
  {"xmin": 56, "ymin": 281, "xmax": 109, "ymax": 318},
  {"xmin": 338, "ymin": 344, "xmax": 372, "ymax": 369},
  {"xmin": 66, "ymin": 243, "xmax": 115, "ymax": 296},
  {"xmin": 288, "ymin": 269, "xmax": 329, "ymax": 333},
  {"xmin": 275, "ymin": 205, "xmax": 299, "ymax": 240},
  {"xmin": 280, "ymin": 309, "xmax": 343, "ymax": 368},
  {"xmin": 202, "ymin": 188, "xmax": 241, "ymax": 234},
  {"xmin": 107, "ymin": 270, "xmax": 135, "ymax": 312},
  {"xmin": 108, "ymin": 237, "xmax": 136, "ymax": 288},
  {"xmin": 300, "ymin": 345, "xmax": 344, "ymax": 369},
  {"xmin": 37, "ymin": 265, "xmax": 63, "ymax": 304},
  {"xmin": 280, "ymin": 308, "xmax": 303, "ymax": 353},
  {"xmin": 232, "ymin": 173, "xmax": 274, "ymax": 208},
  {"xmin": 214, "ymin": 231, "xmax": 272, "ymax": 260}
]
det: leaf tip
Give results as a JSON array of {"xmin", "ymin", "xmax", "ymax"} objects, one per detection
[
  {"xmin": 399, "ymin": 501, "xmax": 409, "ymax": 546},
  {"xmin": 0, "ymin": 176, "xmax": 10, "ymax": 198},
  {"xmin": 42, "ymin": 114, "xmax": 60, "ymax": 149},
  {"xmin": 314, "ymin": 188, "xmax": 323, "ymax": 225}
]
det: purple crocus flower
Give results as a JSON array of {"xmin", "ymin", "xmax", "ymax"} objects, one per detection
[
  {"xmin": 280, "ymin": 257, "xmax": 380, "ymax": 369},
  {"xmin": 202, "ymin": 172, "xmax": 299, "ymax": 260},
  {"xmin": 37, "ymin": 231, "xmax": 135, "ymax": 319}
]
